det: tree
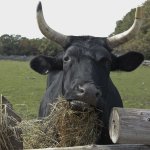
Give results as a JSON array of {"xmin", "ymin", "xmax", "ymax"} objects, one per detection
[{"xmin": 113, "ymin": 0, "xmax": 150, "ymax": 59}]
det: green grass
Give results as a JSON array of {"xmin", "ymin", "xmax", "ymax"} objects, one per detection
[
  {"xmin": 111, "ymin": 66, "xmax": 150, "ymax": 109},
  {"xmin": 0, "ymin": 60, "xmax": 46, "ymax": 119},
  {"xmin": 0, "ymin": 60, "xmax": 150, "ymax": 119}
]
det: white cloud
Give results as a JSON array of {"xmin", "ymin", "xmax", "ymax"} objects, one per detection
[{"xmin": 0, "ymin": 0, "xmax": 146, "ymax": 38}]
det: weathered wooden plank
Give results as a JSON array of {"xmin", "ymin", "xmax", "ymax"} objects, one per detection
[
  {"xmin": 1, "ymin": 94, "xmax": 22, "ymax": 126},
  {"xmin": 1, "ymin": 95, "xmax": 13, "ymax": 109},
  {"xmin": 0, "ymin": 94, "xmax": 23, "ymax": 150},
  {"xmin": 109, "ymin": 107, "xmax": 150, "ymax": 144},
  {"xmin": 26, "ymin": 144, "xmax": 150, "ymax": 150}
]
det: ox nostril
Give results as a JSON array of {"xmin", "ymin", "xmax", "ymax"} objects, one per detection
[
  {"xmin": 79, "ymin": 88, "xmax": 84, "ymax": 93},
  {"xmin": 78, "ymin": 85, "xmax": 85, "ymax": 95},
  {"xmin": 96, "ymin": 91, "xmax": 101, "ymax": 98},
  {"xmin": 79, "ymin": 89, "xmax": 84, "ymax": 94}
]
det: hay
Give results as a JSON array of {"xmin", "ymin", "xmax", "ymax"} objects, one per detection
[
  {"xmin": 0, "ymin": 104, "xmax": 22, "ymax": 150},
  {"xmin": 19, "ymin": 97, "xmax": 103, "ymax": 149},
  {"xmin": 0, "ymin": 114, "xmax": 13, "ymax": 150}
]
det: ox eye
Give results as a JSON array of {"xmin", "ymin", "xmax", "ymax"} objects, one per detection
[{"xmin": 63, "ymin": 56, "xmax": 70, "ymax": 62}]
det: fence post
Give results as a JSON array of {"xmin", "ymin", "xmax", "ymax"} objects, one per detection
[{"xmin": 109, "ymin": 107, "xmax": 150, "ymax": 144}]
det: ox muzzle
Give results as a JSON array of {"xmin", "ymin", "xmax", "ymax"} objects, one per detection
[{"xmin": 64, "ymin": 82, "xmax": 104, "ymax": 111}]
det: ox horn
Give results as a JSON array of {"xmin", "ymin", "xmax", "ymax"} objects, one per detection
[
  {"xmin": 107, "ymin": 6, "xmax": 143, "ymax": 48},
  {"xmin": 37, "ymin": 2, "xmax": 70, "ymax": 47}
]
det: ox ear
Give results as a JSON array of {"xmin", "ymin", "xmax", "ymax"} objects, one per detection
[
  {"xmin": 111, "ymin": 52, "xmax": 144, "ymax": 71},
  {"xmin": 30, "ymin": 55, "xmax": 63, "ymax": 75}
]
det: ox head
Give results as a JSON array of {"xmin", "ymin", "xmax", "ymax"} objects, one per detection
[{"xmin": 30, "ymin": 2, "xmax": 144, "ymax": 110}]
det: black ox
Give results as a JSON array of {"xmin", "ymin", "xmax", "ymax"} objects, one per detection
[{"xmin": 30, "ymin": 2, "xmax": 144, "ymax": 144}]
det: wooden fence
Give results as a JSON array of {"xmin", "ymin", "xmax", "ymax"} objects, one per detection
[
  {"xmin": 109, "ymin": 107, "xmax": 150, "ymax": 144},
  {"xmin": 0, "ymin": 94, "xmax": 23, "ymax": 150},
  {"xmin": 0, "ymin": 95, "xmax": 150, "ymax": 150},
  {"xmin": 26, "ymin": 144, "xmax": 150, "ymax": 150}
]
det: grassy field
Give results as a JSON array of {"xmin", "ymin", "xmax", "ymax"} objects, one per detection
[
  {"xmin": 0, "ymin": 60, "xmax": 150, "ymax": 119},
  {"xmin": 111, "ymin": 67, "xmax": 150, "ymax": 109},
  {"xmin": 0, "ymin": 60, "xmax": 46, "ymax": 119}
]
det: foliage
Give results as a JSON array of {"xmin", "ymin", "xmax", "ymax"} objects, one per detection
[
  {"xmin": 0, "ymin": 34, "xmax": 63, "ymax": 56},
  {"xmin": 112, "ymin": 0, "xmax": 150, "ymax": 59}
]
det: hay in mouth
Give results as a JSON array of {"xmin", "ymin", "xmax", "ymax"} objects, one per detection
[{"xmin": 18, "ymin": 97, "xmax": 103, "ymax": 149}]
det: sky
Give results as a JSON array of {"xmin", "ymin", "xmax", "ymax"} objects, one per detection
[{"xmin": 0, "ymin": 0, "xmax": 146, "ymax": 39}]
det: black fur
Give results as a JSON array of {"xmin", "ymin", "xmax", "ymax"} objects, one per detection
[{"xmin": 30, "ymin": 36, "xmax": 144, "ymax": 144}]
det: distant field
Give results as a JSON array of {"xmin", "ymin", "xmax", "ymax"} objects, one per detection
[
  {"xmin": 0, "ymin": 60, "xmax": 46, "ymax": 119},
  {"xmin": 0, "ymin": 60, "xmax": 150, "ymax": 119}
]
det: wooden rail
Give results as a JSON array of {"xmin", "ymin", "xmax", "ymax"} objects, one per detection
[
  {"xmin": 26, "ymin": 144, "xmax": 150, "ymax": 150},
  {"xmin": 0, "ymin": 94, "xmax": 23, "ymax": 150},
  {"xmin": 109, "ymin": 107, "xmax": 150, "ymax": 144}
]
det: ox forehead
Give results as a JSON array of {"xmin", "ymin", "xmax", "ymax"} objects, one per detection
[{"xmin": 30, "ymin": 2, "xmax": 144, "ymax": 144}]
